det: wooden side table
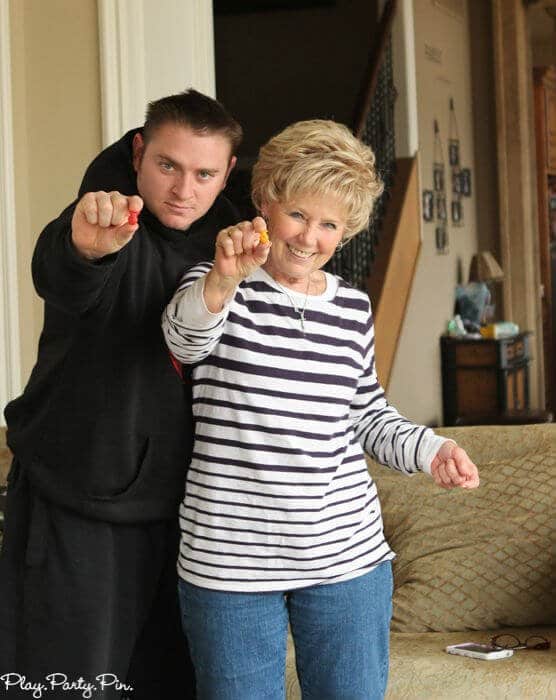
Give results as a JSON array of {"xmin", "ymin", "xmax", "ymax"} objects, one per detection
[{"xmin": 440, "ymin": 333, "xmax": 532, "ymax": 426}]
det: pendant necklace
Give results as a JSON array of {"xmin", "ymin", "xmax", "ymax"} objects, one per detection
[{"xmin": 275, "ymin": 276, "xmax": 311, "ymax": 332}]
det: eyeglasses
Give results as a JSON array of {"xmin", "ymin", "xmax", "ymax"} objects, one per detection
[{"xmin": 490, "ymin": 634, "xmax": 551, "ymax": 651}]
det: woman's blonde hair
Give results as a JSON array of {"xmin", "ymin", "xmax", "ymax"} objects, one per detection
[{"xmin": 251, "ymin": 119, "xmax": 383, "ymax": 239}]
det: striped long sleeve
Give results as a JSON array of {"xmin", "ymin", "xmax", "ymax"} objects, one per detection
[
  {"xmin": 162, "ymin": 263, "xmax": 226, "ymax": 363},
  {"xmin": 350, "ymin": 302, "xmax": 445, "ymax": 474},
  {"xmin": 162, "ymin": 264, "xmax": 447, "ymax": 592}
]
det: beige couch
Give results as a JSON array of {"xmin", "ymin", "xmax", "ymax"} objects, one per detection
[
  {"xmin": 2, "ymin": 427, "xmax": 554, "ymax": 698},
  {"xmin": 286, "ymin": 424, "xmax": 556, "ymax": 699}
]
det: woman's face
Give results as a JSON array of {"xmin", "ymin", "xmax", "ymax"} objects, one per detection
[{"xmin": 262, "ymin": 194, "xmax": 347, "ymax": 288}]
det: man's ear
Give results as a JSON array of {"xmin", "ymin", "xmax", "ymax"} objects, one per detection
[
  {"xmin": 132, "ymin": 133, "xmax": 145, "ymax": 172},
  {"xmin": 222, "ymin": 155, "xmax": 237, "ymax": 189}
]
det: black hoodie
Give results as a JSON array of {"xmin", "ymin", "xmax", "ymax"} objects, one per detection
[{"xmin": 4, "ymin": 129, "xmax": 238, "ymax": 522}]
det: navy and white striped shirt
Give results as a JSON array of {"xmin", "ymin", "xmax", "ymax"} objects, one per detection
[{"xmin": 162, "ymin": 263, "xmax": 446, "ymax": 592}]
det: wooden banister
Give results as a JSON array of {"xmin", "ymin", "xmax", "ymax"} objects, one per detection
[
  {"xmin": 352, "ymin": 0, "xmax": 398, "ymax": 138},
  {"xmin": 367, "ymin": 156, "xmax": 421, "ymax": 389}
]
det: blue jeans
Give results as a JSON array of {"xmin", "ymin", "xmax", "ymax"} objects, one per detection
[{"xmin": 179, "ymin": 561, "xmax": 393, "ymax": 700}]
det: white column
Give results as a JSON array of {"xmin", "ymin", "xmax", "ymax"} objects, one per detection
[
  {"xmin": 98, "ymin": 0, "xmax": 216, "ymax": 148},
  {"xmin": 391, "ymin": 0, "xmax": 419, "ymax": 158},
  {"xmin": 0, "ymin": 0, "xmax": 22, "ymax": 425}
]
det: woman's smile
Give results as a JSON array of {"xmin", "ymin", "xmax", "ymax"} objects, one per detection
[
  {"xmin": 262, "ymin": 195, "xmax": 347, "ymax": 291},
  {"xmin": 286, "ymin": 244, "xmax": 315, "ymax": 259}
]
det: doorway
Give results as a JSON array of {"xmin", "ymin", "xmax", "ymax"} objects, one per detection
[{"xmin": 213, "ymin": 1, "xmax": 380, "ymax": 185}]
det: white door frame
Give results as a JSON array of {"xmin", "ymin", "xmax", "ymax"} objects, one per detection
[
  {"xmin": 97, "ymin": 0, "xmax": 216, "ymax": 147},
  {"xmin": 0, "ymin": 0, "xmax": 22, "ymax": 424},
  {"xmin": 0, "ymin": 0, "xmax": 216, "ymax": 425}
]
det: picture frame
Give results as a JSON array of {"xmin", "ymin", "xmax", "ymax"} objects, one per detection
[
  {"xmin": 451, "ymin": 199, "xmax": 463, "ymax": 225},
  {"xmin": 422, "ymin": 190, "xmax": 434, "ymax": 222},
  {"xmin": 460, "ymin": 168, "xmax": 472, "ymax": 197},
  {"xmin": 452, "ymin": 169, "xmax": 463, "ymax": 195},
  {"xmin": 448, "ymin": 139, "xmax": 460, "ymax": 167},
  {"xmin": 436, "ymin": 226, "xmax": 448, "ymax": 254},
  {"xmin": 433, "ymin": 163, "xmax": 445, "ymax": 192},
  {"xmin": 436, "ymin": 194, "xmax": 447, "ymax": 221}
]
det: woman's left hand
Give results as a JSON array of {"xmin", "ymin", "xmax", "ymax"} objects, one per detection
[{"xmin": 430, "ymin": 441, "xmax": 480, "ymax": 489}]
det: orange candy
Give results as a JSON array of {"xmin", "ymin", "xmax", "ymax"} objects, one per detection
[{"xmin": 259, "ymin": 229, "xmax": 269, "ymax": 244}]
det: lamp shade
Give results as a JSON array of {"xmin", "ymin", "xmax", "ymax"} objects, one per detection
[{"xmin": 468, "ymin": 251, "xmax": 504, "ymax": 283}]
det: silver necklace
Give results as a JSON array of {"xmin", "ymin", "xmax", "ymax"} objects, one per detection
[{"xmin": 275, "ymin": 277, "xmax": 311, "ymax": 332}]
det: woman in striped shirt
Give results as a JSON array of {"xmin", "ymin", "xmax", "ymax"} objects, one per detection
[{"xmin": 162, "ymin": 120, "xmax": 479, "ymax": 700}]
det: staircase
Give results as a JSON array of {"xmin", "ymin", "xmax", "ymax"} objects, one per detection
[
  {"xmin": 330, "ymin": 0, "xmax": 421, "ymax": 389},
  {"xmin": 224, "ymin": 0, "xmax": 419, "ymax": 390}
]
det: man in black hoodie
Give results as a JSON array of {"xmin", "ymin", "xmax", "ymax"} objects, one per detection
[{"xmin": 0, "ymin": 90, "xmax": 242, "ymax": 699}]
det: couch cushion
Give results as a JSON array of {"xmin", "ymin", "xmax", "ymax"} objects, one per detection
[
  {"xmin": 386, "ymin": 626, "xmax": 556, "ymax": 699},
  {"xmin": 367, "ymin": 424, "xmax": 556, "ymax": 633},
  {"xmin": 286, "ymin": 625, "xmax": 556, "ymax": 699}
]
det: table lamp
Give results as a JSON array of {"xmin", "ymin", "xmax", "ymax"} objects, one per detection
[
  {"xmin": 467, "ymin": 251, "xmax": 504, "ymax": 324},
  {"xmin": 468, "ymin": 251, "xmax": 504, "ymax": 285}
]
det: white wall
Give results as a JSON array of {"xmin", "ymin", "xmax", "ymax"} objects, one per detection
[
  {"xmin": 6, "ymin": 0, "xmax": 102, "ymax": 426},
  {"xmin": 391, "ymin": 0, "xmax": 419, "ymax": 158},
  {"xmin": 387, "ymin": 0, "xmax": 483, "ymax": 425}
]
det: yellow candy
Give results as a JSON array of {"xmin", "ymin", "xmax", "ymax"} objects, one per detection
[{"xmin": 259, "ymin": 229, "xmax": 270, "ymax": 244}]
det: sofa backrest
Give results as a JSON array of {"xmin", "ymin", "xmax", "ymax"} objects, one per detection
[{"xmin": 367, "ymin": 424, "xmax": 556, "ymax": 633}]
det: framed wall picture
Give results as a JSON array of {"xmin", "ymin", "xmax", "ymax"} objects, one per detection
[
  {"xmin": 451, "ymin": 199, "xmax": 463, "ymax": 225},
  {"xmin": 422, "ymin": 190, "xmax": 434, "ymax": 221},
  {"xmin": 433, "ymin": 118, "xmax": 449, "ymax": 255},
  {"xmin": 433, "ymin": 163, "xmax": 445, "ymax": 191},
  {"xmin": 449, "ymin": 139, "xmax": 460, "ymax": 166},
  {"xmin": 460, "ymin": 168, "xmax": 472, "ymax": 197},
  {"xmin": 436, "ymin": 226, "xmax": 448, "ymax": 254},
  {"xmin": 436, "ymin": 193, "xmax": 447, "ymax": 221},
  {"xmin": 452, "ymin": 169, "xmax": 463, "ymax": 195}
]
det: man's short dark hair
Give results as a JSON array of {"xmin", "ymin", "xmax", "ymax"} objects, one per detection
[{"xmin": 143, "ymin": 89, "xmax": 243, "ymax": 155}]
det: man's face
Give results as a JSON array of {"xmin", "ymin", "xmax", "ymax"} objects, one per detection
[{"xmin": 132, "ymin": 123, "xmax": 236, "ymax": 230}]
